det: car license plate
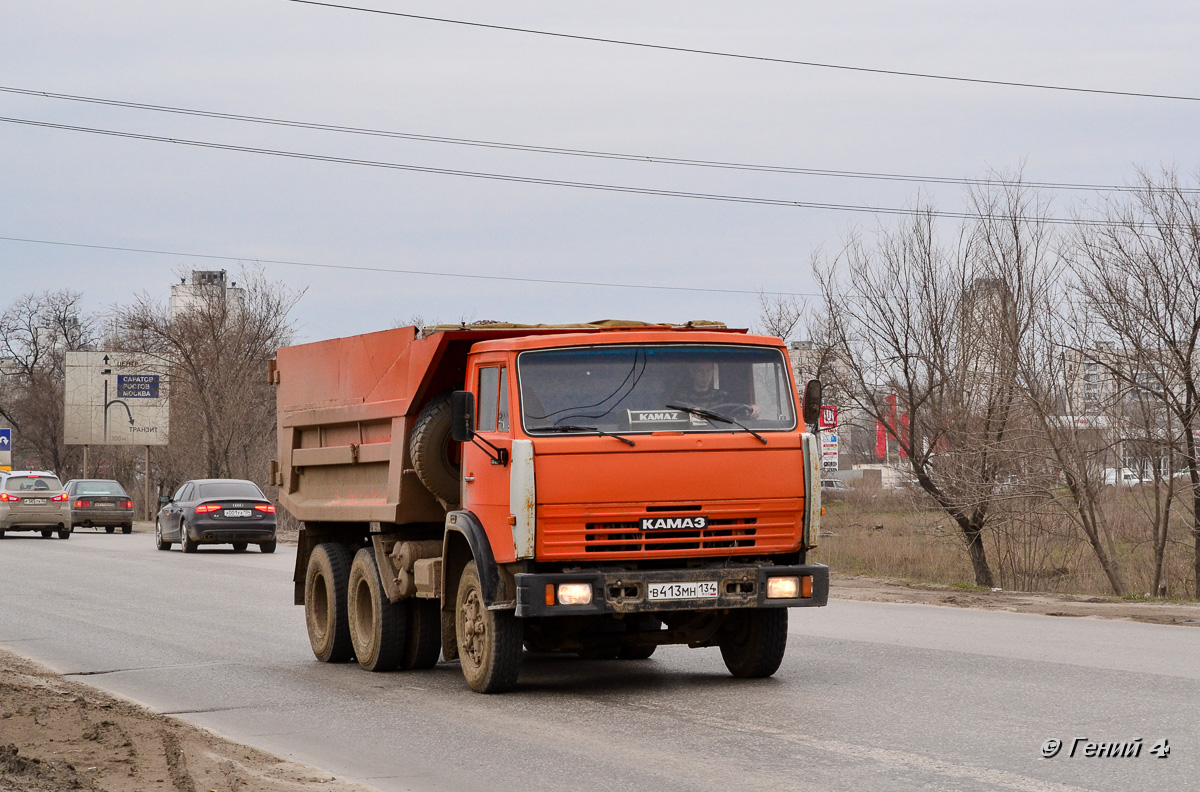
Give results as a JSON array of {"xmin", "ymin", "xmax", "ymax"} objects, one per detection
[
  {"xmin": 647, "ymin": 581, "xmax": 719, "ymax": 601},
  {"xmin": 223, "ymin": 509, "xmax": 253, "ymax": 518},
  {"xmin": 27, "ymin": 498, "xmax": 47, "ymax": 505}
]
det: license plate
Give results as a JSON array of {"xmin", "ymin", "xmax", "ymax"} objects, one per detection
[
  {"xmin": 647, "ymin": 581, "xmax": 719, "ymax": 600},
  {"xmin": 27, "ymin": 498, "xmax": 47, "ymax": 505},
  {"xmin": 223, "ymin": 509, "xmax": 253, "ymax": 518}
]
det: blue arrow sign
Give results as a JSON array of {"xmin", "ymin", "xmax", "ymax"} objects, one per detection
[{"xmin": 0, "ymin": 428, "xmax": 10, "ymax": 449}]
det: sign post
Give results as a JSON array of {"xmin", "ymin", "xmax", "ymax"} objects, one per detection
[{"xmin": 818, "ymin": 405, "xmax": 839, "ymax": 473}]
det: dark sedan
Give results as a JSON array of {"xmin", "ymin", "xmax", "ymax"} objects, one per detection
[
  {"xmin": 155, "ymin": 478, "xmax": 277, "ymax": 553},
  {"xmin": 65, "ymin": 479, "xmax": 135, "ymax": 533}
]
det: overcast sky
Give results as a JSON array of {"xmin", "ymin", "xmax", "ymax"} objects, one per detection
[{"xmin": 3, "ymin": 2, "xmax": 1198, "ymax": 344}]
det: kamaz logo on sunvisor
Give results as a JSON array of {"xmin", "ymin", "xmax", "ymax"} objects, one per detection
[
  {"xmin": 640, "ymin": 516, "xmax": 709, "ymax": 531},
  {"xmin": 627, "ymin": 410, "xmax": 688, "ymax": 424}
]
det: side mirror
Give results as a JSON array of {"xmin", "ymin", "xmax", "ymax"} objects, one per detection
[
  {"xmin": 450, "ymin": 390, "xmax": 476, "ymax": 442},
  {"xmin": 801, "ymin": 379, "xmax": 823, "ymax": 427},
  {"xmin": 159, "ymin": 496, "xmax": 170, "ymax": 505}
]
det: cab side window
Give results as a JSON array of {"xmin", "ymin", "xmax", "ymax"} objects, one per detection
[
  {"xmin": 478, "ymin": 366, "xmax": 510, "ymax": 433},
  {"xmin": 478, "ymin": 367, "xmax": 499, "ymax": 432}
]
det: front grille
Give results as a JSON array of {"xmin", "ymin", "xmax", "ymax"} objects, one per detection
[
  {"xmin": 537, "ymin": 501, "xmax": 803, "ymax": 560},
  {"xmin": 584, "ymin": 517, "xmax": 758, "ymax": 553}
]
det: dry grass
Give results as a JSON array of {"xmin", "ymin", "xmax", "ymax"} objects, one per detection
[{"xmin": 817, "ymin": 486, "xmax": 1199, "ymax": 599}]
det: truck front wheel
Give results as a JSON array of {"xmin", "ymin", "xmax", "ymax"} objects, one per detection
[
  {"xmin": 305, "ymin": 543, "xmax": 354, "ymax": 663},
  {"xmin": 347, "ymin": 547, "xmax": 406, "ymax": 672},
  {"xmin": 719, "ymin": 609, "xmax": 788, "ymax": 678},
  {"xmin": 455, "ymin": 561, "xmax": 522, "ymax": 693}
]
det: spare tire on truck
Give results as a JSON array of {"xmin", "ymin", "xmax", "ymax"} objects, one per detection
[{"xmin": 410, "ymin": 391, "xmax": 461, "ymax": 507}]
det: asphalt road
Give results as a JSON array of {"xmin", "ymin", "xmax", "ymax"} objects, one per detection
[{"xmin": 2, "ymin": 529, "xmax": 1197, "ymax": 792}]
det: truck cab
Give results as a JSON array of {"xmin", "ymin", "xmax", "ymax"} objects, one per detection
[{"xmin": 275, "ymin": 322, "xmax": 827, "ymax": 692}]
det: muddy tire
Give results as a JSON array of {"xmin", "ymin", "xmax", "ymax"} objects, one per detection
[
  {"xmin": 409, "ymin": 392, "xmax": 461, "ymax": 507},
  {"xmin": 719, "ymin": 608, "xmax": 788, "ymax": 678},
  {"xmin": 402, "ymin": 598, "xmax": 442, "ymax": 670},
  {"xmin": 455, "ymin": 561, "xmax": 522, "ymax": 693},
  {"xmin": 305, "ymin": 543, "xmax": 355, "ymax": 663},
  {"xmin": 347, "ymin": 547, "xmax": 406, "ymax": 672}
]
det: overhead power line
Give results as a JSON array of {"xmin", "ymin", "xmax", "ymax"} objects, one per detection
[
  {"xmin": 0, "ymin": 85, "xmax": 1169, "ymax": 194},
  {"xmin": 286, "ymin": 0, "xmax": 1200, "ymax": 103},
  {"xmin": 0, "ymin": 115, "xmax": 1147, "ymax": 228},
  {"xmin": 0, "ymin": 235, "xmax": 819, "ymax": 298}
]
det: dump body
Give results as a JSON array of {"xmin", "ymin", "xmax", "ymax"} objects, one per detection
[{"xmin": 274, "ymin": 322, "xmax": 827, "ymax": 692}]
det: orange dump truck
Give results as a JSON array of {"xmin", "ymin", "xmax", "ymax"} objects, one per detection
[{"xmin": 273, "ymin": 321, "xmax": 827, "ymax": 692}]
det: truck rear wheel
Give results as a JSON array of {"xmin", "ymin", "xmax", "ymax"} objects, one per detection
[
  {"xmin": 348, "ymin": 548, "xmax": 406, "ymax": 672},
  {"xmin": 410, "ymin": 392, "xmax": 461, "ymax": 507},
  {"xmin": 305, "ymin": 543, "xmax": 354, "ymax": 663},
  {"xmin": 456, "ymin": 561, "xmax": 522, "ymax": 693},
  {"xmin": 402, "ymin": 598, "xmax": 442, "ymax": 670},
  {"xmin": 719, "ymin": 608, "xmax": 788, "ymax": 678}
]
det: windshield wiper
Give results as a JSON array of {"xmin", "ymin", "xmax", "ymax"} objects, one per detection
[
  {"xmin": 666, "ymin": 403, "xmax": 767, "ymax": 444},
  {"xmin": 542, "ymin": 424, "xmax": 636, "ymax": 446}
]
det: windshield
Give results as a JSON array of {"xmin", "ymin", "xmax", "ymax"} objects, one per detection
[
  {"xmin": 518, "ymin": 344, "xmax": 796, "ymax": 435},
  {"xmin": 197, "ymin": 481, "xmax": 264, "ymax": 499}
]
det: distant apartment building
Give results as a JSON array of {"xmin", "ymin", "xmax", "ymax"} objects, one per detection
[
  {"xmin": 788, "ymin": 340, "xmax": 871, "ymax": 466},
  {"xmin": 168, "ymin": 270, "xmax": 245, "ymax": 322}
]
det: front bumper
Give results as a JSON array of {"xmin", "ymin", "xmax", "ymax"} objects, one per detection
[{"xmin": 515, "ymin": 563, "xmax": 828, "ymax": 617}]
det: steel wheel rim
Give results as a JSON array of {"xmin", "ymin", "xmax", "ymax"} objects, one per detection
[{"xmin": 460, "ymin": 587, "xmax": 486, "ymax": 666}]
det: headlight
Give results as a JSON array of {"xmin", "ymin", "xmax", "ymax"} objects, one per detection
[
  {"xmin": 766, "ymin": 576, "xmax": 800, "ymax": 599},
  {"xmin": 556, "ymin": 582, "xmax": 593, "ymax": 606}
]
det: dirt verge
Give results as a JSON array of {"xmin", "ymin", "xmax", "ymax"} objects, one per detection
[
  {"xmin": 833, "ymin": 572, "xmax": 1200, "ymax": 626},
  {"xmin": 0, "ymin": 649, "xmax": 375, "ymax": 792}
]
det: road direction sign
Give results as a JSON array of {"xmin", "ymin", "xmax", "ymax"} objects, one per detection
[
  {"xmin": 0, "ymin": 427, "xmax": 10, "ymax": 470},
  {"xmin": 64, "ymin": 352, "xmax": 170, "ymax": 446}
]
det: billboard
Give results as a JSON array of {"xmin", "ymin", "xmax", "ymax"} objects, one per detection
[{"xmin": 64, "ymin": 352, "xmax": 170, "ymax": 446}]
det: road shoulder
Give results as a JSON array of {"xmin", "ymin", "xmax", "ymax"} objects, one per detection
[
  {"xmin": 0, "ymin": 648, "xmax": 376, "ymax": 792},
  {"xmin": 833, "ymin": 572, "xmax": 1200, "ymax": 625}
]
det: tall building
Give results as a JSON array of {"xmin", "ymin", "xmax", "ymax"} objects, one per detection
[{"xmin": 168, "ymin": 270, "xmax": 245, "ymax": 322}]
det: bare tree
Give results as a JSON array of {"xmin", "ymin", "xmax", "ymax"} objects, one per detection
[
  {"xmin": 964, "ymin": 179, "xmax": 1134, "ymax": 596},
  {"xmin": 814, "ymin": 202, "xmax": 1044, "ymax": 587},
  {"xmin": 116, "ymin": 268, "xmax": 304, "ymax": 486},
  {"xmin": 756, "ymin": 291, "xmax": 806, "ymax": 342},
  {"xmin": 1070, "ymin": 168, "xmax": 1200, "ymax": 597},
  {"xmin": 0, "ymin": 290, "xmax": 96, "ymax": 473}
]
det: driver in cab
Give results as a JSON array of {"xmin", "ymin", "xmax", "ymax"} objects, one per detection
[{"xmin": 679, "ymin": 360, "xmax": 760, "ymax": 418}]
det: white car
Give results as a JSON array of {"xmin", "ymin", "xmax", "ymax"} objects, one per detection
[{"xmin": 0, "ymin": 470, "xmax": 72, "ymax": 539}]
